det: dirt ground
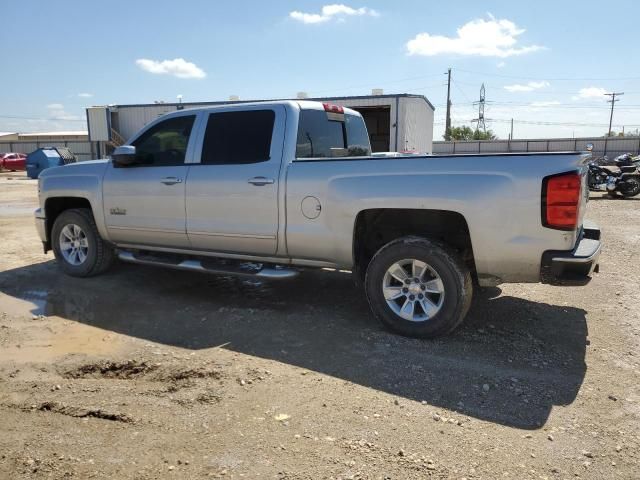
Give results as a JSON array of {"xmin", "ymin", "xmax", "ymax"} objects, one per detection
[{"xmin": 0, "ymin": 170, "xmax": 638, "ymax": 480}]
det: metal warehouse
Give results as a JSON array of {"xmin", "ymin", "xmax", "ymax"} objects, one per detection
[{"xmin": 86, "ymin": 92, "xmax": 434, "ymax": 155}]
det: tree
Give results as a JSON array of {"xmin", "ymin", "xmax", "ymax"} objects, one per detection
[
  {"xmin": 604, "ymin": 130, "xmax": 639, "ymax": 137},
  {"xmin": 473, "ymin": 129, "xmax": 497, "ymax": 140},
  {"xmin": 445, "ymin": 126, "xmax": 473, "ymax": 140},
  {"xmin": 445, "ymin": 126, "xmax": 497, "ymax": 141}
]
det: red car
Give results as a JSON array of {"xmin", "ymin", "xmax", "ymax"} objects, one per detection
[{"xmin": 0, "ymin": 153, "xmax": 27, "ymax": 171}]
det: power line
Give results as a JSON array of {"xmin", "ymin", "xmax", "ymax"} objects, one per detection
[
  {"xmin": 454, "ymin": 68, "xmax": 640, "ymax": 82},
  {"xmin": 452, "ymin": 79, "xmax": 640, "ymax": 96},
  {"xmin": 0, "ymin": 115, "xmax": 85, "ymax": 122},
  {"xmin": 484, "ymin": 101, "xmax": 640, "ymax": 109},
  {"xmin": 305, "ymin": 73, "xmax": 445, "ymax": 96},
  {"xmin": 433, "ymin": 101, "xmax": 640, "ymax": 110},
  {"xmin": 434, "ymin": 117, "xmax": 640, "ymax": 128},
  {"xmin": 451, "ymin": 79, "xmax": 473, "ymax": 103}
]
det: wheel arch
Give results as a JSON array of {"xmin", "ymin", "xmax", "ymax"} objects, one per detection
[
  {"xmin": 352, "ymin": 208, "xmax": 477, "ymax": 284},
  {"xmin": 44, "ymin": 197, "xmax": 94, "ymax": 249}
]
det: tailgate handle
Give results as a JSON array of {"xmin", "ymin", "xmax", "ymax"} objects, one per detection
[
  {"xmin": 248, "ymin": 176, "xmax": 275, "ymax": 186},
  {"xmin": 161, "ymin": 177, "xmax": 182, "ymax": 185}
]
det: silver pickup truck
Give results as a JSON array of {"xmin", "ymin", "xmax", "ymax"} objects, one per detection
[{"xmin": 34, "ymin": 100, "xmax": 601, "ymax": 338}]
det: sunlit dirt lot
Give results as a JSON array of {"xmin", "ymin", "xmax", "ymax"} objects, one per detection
[{"xmin": 1, "ymin": 171, "xmax": 639, "ymax": 479}]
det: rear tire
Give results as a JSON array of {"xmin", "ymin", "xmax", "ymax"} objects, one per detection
[
  {"xmin": 51, "ymin": 208, "xmax": 115, "ymax": 277},
  {"xmin": 364, "ymin": 236, "xmax": 472, "ymax": 338},
  {"xmin": 620, "ymin": 178, "xmax": 640, "ymax": 197}
]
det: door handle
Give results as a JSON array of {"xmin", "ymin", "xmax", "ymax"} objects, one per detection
[
  {"xmin": 161, "ymin": 177, "xmax": 182, "ymax": 185},
  {"xmin": 248, "ymin": 176, "xmax": 275, "ymax": 186}
]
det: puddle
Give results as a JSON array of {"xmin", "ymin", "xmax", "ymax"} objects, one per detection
[
  {"xmin": 0, "ymin": 323, "xmax": 127, "ymax": 363},
  {"xmin": 0, "ymin": 262, "xmax": 360, "ymax": 355},
  {"xmin": 0, "ymin": 290, "xmax": 129, "ymax": 362},
  {"xmin": 1, "ymin": 289, "xmax": 90, "ymax": 318},
  {"xmin": 21, "ymin": 288, "xmax": 96, "ymax": 318}
]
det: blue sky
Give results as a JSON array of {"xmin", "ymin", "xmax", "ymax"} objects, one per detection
[{"xmin": 2, "ymin": 0, "xmax": 640, "ymax": 139}]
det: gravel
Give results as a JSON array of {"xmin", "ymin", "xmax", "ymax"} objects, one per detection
[{"xmin": 0, "ymin": 172, "xmax": 639, "ymax": 479}]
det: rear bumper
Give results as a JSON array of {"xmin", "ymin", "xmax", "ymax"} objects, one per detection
[{"xmin": 540, "ymin": 221, "xmax": 601, "ymax": 286}]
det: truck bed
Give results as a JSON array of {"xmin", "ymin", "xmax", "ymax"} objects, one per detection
[{"xmin": 285, "ymin": 152, "xmax": 590, "ymax": 284}]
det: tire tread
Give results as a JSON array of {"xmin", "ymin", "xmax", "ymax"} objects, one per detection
[
  {"xmin": 52, "ymin": 208, "xmax": 114, "ymax": 277},
  {"xmin": 364, "ymin": 236, "xmax": 472, "ymax": 338}
]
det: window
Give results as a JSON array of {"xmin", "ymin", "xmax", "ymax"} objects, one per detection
[
  {"xmin": 201, "ymin": 110, "xmax": 275, "ymax": 165},
  {"xmin": 296, "ymin": 110, "xmax": 372, "ymax": 158},
  {"xmin": 132, "ymin": 115, "xmax": 195, "ymax": 166},
  {"xmin": 345, "ymin": 113, "xmax": 373, "ymax": 157}
]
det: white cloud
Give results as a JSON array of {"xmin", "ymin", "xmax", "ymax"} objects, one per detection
[
  {"xmin": 77, "ymin": 93, "xmax": 93, "ymax": 98},
  {"xmin": 46, "ymin": 103, "xmax": 81, "ymax": 121},
  {"xmin": 573, "ymin": 87, "xmax": 607, "ymax": 100},
  {"xmin": 406, "ymin": 17, "xmax": 543, "ymax": 57},
  {"xmin": 289, "ymin": 4, "xmax": 379, "ymax": 24},
  {"xmin": 497, "ymin": 61, "xmax": 506, "ymax": 68},
  {"xmin": 135, "ymin": 58, "xmax": 206, "ymax": 79},
  {"xmin": 504, "ymin": 81, "xmax": 550, "ymax": 92}
]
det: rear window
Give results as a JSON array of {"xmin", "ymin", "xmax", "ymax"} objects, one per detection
[
  {"xmin": 201, "ymin": 110, "xmax": 275, "ymax": 165},
  {"xmin": 296, "ymin": 110, "xmax": 371, "ymax": 158}
]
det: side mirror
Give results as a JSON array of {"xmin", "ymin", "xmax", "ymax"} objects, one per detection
[
  {"xmin": 112, "ymin": 145, "xmax": 138, "ymax": 167},
  {"xmin": 585, "ymin": 143, "xmax": 594, "ymax": 152}
]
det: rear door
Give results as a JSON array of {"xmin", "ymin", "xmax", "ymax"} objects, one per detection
[
  {"xmin": 185, "ymin": 106, "xmax": 285, "ymax": 255},
  {"xmin": 102, "ymin": 113, "xmax": 198, "ymax": 248}
]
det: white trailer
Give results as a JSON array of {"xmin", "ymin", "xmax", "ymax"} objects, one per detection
[{"xmin": 87, "ymin": 93, "xmax": 435, "ymax": 155}]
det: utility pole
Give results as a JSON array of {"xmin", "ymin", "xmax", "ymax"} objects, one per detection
[
  {"xmin": 445, "ymin": 68, "xmax": 452, "ymax": 140},
  {"xmin": 510, "ymin": 118, "xmax": 514, "ymax": 140},
  {"xmin": 605, "ymin": 92, "xmax": 623, "ymax": 136}
]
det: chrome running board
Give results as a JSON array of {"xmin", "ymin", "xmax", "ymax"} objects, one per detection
[{"xmin": 117, "ymin": 250, "xmax": 299, "ymax": 279}]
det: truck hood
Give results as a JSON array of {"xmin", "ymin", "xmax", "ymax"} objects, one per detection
[{"xmin": 39, "ymin": 159, "xmax": 110, "ymax": 178}]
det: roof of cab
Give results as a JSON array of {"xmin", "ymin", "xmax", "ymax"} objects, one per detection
[
  {"xmin": 109, "ymin": 93, "xmax": 433, "ymax": 111},
  {"xmin": 158, "ymin": 100, "xmax": 361, "ymax": 118}
]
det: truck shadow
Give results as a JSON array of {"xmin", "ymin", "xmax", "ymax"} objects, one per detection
[{"xmin": 0, "ymin": 260, "xmax": 588, "ymax": 430}]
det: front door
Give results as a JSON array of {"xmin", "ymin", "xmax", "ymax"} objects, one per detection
[
  {"xmin": 185, "ymin": 106, "xmax": 285, "ymax": 255},
  {"xmin": 103, "ymin": 114, "xmax": 197, "ymax": 248}
]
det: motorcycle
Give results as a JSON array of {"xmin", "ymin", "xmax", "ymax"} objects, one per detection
[{"xmin": 587, "ymin": 152, "xmax": 640, "ymax": 198}]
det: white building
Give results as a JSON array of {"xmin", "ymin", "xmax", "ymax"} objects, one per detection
[
  {"xmin": 87, "ymin": 92, "xmax": 435, "ymax": 155},
  {"xmin": 0, "ymin": 131, "xmax": 93, "ymax": 160}
]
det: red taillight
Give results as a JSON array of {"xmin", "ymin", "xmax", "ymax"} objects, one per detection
[
  {"xmin": 542, "ymin": 172, "xmax": 582, "ymax": 230},
  {"xmin": 323, "ymin": 103, "xmax": 344, "ymax": 114}
]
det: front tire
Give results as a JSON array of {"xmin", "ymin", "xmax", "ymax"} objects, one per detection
[
  {"xmin": 51, "ymin": 208, "xmax": 115, "ymax": 277},
  {"xmin": 365, "ymin": 237, "xmax": 472, "ymax": 338}
]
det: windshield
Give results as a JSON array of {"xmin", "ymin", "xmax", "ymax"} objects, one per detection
[{"xmin": 296, "ymin": 109, "xmax": 372, "ymax": 158}]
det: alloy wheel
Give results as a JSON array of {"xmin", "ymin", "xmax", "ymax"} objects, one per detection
[
  {"xmin": 59, "ymin": 224, "xmax": 89, "ymax": 266},
  {"xmin": 381, "ymin": 258, "xmax": 445, "ymax": 322}
]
